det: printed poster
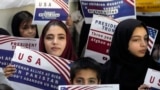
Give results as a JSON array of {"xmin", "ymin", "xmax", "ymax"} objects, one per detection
[
  {"xmin": 9, "ymin": 46, "xmax": 72, "ymax": 90},
  {"xmin": 80, "ymin": 0, "xmax": 136, "ymax": 24},
  {"xmin": 136, "ymin": 0, "xmax": 160, "ymax": 16},
  {"xmin": 84, "ymin": 14, "xmax": 118, "ymax": 64},
  {"xmin": 33, "ymin": 0, "xmax": 69, "ymax": 25},
  {"xmin": 59, "ymin": 84, "xmax": 119, "ymax": 90},
  {"xmin": 0, "ymin": 35, "xmax": 39, "ymax": 68},
  {"xmin": 144, "ymin": 68, "xmax": 160, "ymax": 90}
]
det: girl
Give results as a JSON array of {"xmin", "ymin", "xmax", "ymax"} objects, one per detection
[
  {"xmin": 11, "ymin": 11, "xmax": 39, "ymax": 38},
  {"xmin": 39, "ymin": 20, "xmax": 77, "ymax": 60},
  {"xmin": 102, "ymin": 19, "xmax": 160, "ymax": 90}
]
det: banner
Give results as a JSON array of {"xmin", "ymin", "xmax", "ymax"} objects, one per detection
[
  {"xmin": 80, "ymin": 0, "xmax": 136, "ymax": 24},
  {"xmin": 0, "ymin": 35, "xmax": 39, "ymax": 68},
  {"xmin": 144, "ymin": 68, "xmax": 160, "ymax": 90},
  {"xmin": 9, "ymin": 46, "xmax": 72, "ymax": 90},
  {"xmin": 136, "ymin": 0, "xmax": 160, "ymax": 16},
  {"xmin": 84, "ymin": 14, "xmax": 118, "ymax": 63},
  {"xmin": 33, "ymin": 0, "xmax": 69, "ymax": 25},
  {"xmin": 59, "ymin": 84, "xmax": 119, "ymax": 90}
]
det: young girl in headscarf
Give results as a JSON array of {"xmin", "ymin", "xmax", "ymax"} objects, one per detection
[{"xmin": 102, "ymin": 19, "xmax": 160, "ymax": 90}]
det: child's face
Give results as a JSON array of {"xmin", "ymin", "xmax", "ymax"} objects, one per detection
[
  {"xmin": 44, "ymin": 25, "xmax": 67, "ymax": 56},
  {"xmin": 19, "ymin": 20, "xmax": 37, "ymax": 38},
  {"xmin": 72, "ymin": 68, "xmax": 99, "ymax": 85},
  {"xmin": 128, "ymin": 27, "xmax": 148, "ymax": 57}
]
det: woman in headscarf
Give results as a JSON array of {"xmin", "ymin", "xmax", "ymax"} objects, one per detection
[
  {"xmin": 102, "ymin": 19, "xmax": 160, "ymax": 90},
  {"xmin": 39, "ymin": 20, "xmax": 77, "ymax": 60}
]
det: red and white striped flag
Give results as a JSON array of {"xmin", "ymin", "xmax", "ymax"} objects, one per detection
[
  {"xmin": 58, "ymin": 84, "xmax": 119, "ymax": 90},
  {"xmin": 147, "ymin": 26, "xmax": 158, "ymax": 54},
  {"xmin": 53, "ymin": 0, "xmax": 69, "ymax": 14}
]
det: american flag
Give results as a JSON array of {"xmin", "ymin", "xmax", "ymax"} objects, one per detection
[
  {"xmin": 58, "ymin": 85, "xmax": 119, "ymax": 90},
  {"xmin": 147, "ymin": 26, "xmax": 158, "ymax": 54},
  {"xmin": 53, "ymin": 0, "xmax": 69, "ymax": 14}
]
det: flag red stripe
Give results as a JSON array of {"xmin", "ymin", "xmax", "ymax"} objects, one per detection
[
  {"xmin": 53, "ymin": 0, "xmax": 69, "ymax": 13},
  {"xmin": 0, "ymin": 36, "xmax": 32, "ymax": 44},
  {"xmin": 34, "ymin": 51, "xmax": 70, "ymax": 84}
]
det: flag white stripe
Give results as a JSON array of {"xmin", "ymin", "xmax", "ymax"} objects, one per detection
[
  {"xmin": 54, "ymin": 0, "xmax": 69, "ymax": 14},
  {"xmin": 126, "ymin": 0, "xmax": 135, "ymax": 6},
  {"xmin": 34, "ymin": 51, "xmax": 70, "ymax": 83}
]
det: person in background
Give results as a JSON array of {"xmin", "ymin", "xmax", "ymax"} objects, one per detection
[
  {"xmin": 101, "ymin": 19, "xmax": 160, "ymax": 90},
  {"xmin": 11, "ymin": 11, "xmax": 39, "ymax": 38},
  {"xmin": 0, "ymin": 28, "xmax": 12, "ymax": 86},
  {"xmin": 3, "ymin": 11, "xmax": 39, "ymax": 77},
  {"xmin": 152, "ymin": 44, "xmax": 160, "ymax": 64},
  {"xmin": 70, "ymin": 57, "xmax": 101, "ymax": 85},
  {"xmin": 0, "ymin": 28, "xmax": 10, "ymax": 35},
  {"xmin": 39, "ymin": 19, "xmax": 77, "ymax": 60},
  {"xmin": 66, "ymin": 0, "xmax": 90, "ymax": 57}
]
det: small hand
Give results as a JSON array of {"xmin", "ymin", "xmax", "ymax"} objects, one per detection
[
  {"xmin": 3, "ymin": 65, "xmax": 16, "ymax": 77},
  {"xmin": 138, "ymin": 84, "xmax": 150, "ymax": 90}
]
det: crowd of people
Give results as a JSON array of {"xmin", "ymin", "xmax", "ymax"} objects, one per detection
[{"xmin": 0, "ymin": 1, "xmax": 160, "ymax": 90}]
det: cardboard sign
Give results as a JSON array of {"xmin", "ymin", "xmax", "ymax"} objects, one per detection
[
  {"xmin": 33, "ymin": 0, "xmax": 69, "ymax": 25},
  {"xmin": 144, "ymin": 68, "xmax": 160, "ymax": 89},
  {"xmin": 0, "ymin": 35, "xmax": 39, "ymax": 67},
  {"xmin": 80, "ymin": 0, "xmax": 136, "ymax": 24},
  {"xmin": 84, "ymin": 14, "xmax": 118, "ymax": 63},
  {"xmin": 9, "ymin": 46, "xmax": 72, "ymax": 90}
]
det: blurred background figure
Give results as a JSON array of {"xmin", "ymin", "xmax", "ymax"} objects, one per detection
[
  {"xmin": 0, "ymin": 28, "xmax": 10, "ymax": 35},
  {"xmin": 11, "ymin": 11, "xmax": 39, "ymax": 38},
  {"xmin": 152, "ymin": 44, "xmax": 160, "ymax": 64}
]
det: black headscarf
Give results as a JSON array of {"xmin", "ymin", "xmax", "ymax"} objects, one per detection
[{"xmin": 104, "ymin": 19, "xmax": 160, "ymax": 90}]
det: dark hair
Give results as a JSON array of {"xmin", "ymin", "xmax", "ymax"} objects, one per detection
[
  {"xmin": 0, "ymin": 84, "xmax": 13, "ymax": 90},
  {"xmin": 39, "ymin": 20, "xmax": 77, "ymax": 60},
  {"xmin": 0, "ymin": 28, "xmax": 10, "ymax": 35},
  {"xmin": 11, "ymin": 11, "xmax": 39, "ymax": 38},
  {"xmin": 70, "ymin": 57, "xmax": 101, "ymax": 83}
]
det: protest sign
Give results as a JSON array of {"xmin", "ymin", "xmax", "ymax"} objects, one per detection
[
  {"xmin": 0, "ymin": 35, "xmax": 39, "ymax": 67},
  {"xmin": 144, "ymin": 68, "xmax": 160, "ymax": 89},
  {"xmin": 33, "ymin": 0, "xmax": 69, "ymax": 25},
  {"xmin": 9, "ymin": 46, "xmax": 72, "ymax": 90},
  {"xmin": 80, "ymin": 0, "xmax": 136, "ymax": 24},
  {"xmin": 136, "ymin": 0, "xmax": 160, "ymax": 16},
  {"xmin": 84, "ymin": 14, "xmax": 118, "ymax": 63}
]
